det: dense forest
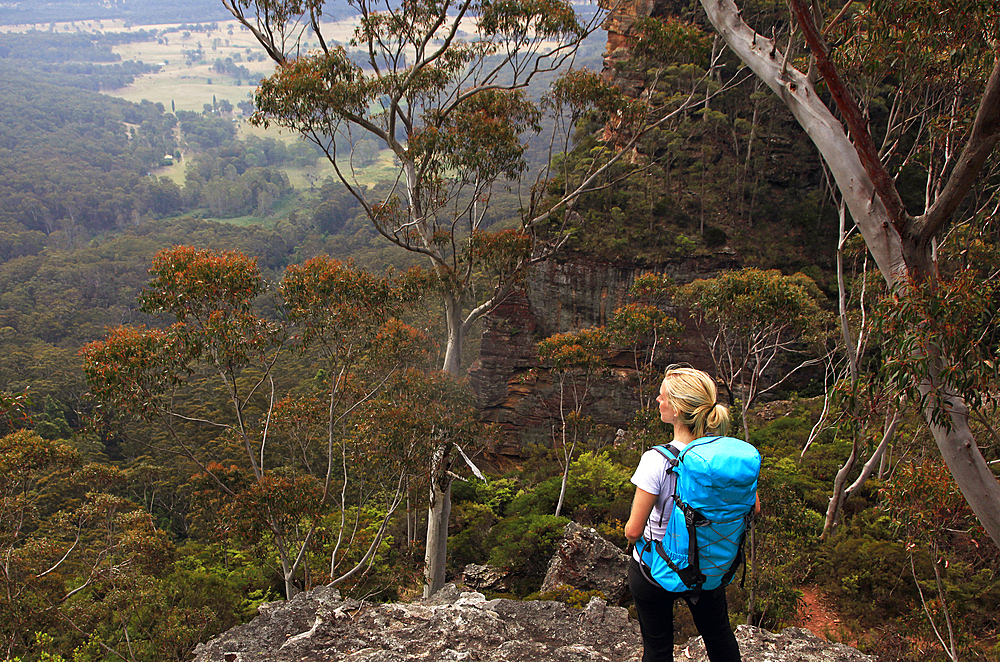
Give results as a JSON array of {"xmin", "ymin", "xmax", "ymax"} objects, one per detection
[{"xmin": 1, "ymin": 2, "xmax": 999, "ymax": 662}]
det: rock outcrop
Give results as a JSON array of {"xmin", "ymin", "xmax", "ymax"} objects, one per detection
[
  {"xmin": 462, "ymin": 563, "xmax": 510, "ymax": 593},
  {"xmin": 192, "ymin": 585, "xmax": 641, "ymax": 662},
  {"xmin": 600, "ymin": 0, "xmax": 698, "ymax": 97},
  {"xmin": 191, "ymin": 583, "xmax": 872, "ymax": 662},
  {"xmin": 541, "ymin": 521, "xmax": 631, "ymax": 605}
]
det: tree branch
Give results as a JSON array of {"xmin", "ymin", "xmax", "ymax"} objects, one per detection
[
  {"xmin": 786, "ymin": 0, "xmax": 909, "ymax": 234},
  {"xmin": 697, "ymin": 0, "xmax": 907, "ymax": 281},
  {"xmin": 918, "ymin": 57, "xmax": 1000, "ymax": 243},
  {"xmin": 221, "ymin": 0, "xmax": 287, "ymax": 64}
]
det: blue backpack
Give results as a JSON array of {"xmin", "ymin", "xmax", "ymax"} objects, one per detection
[{"xmin": 637, "ymin": 436, "xmax": 760, "ymax": 594}]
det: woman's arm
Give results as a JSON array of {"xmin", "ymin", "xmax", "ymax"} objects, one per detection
[{"xmin": 624, "ymin": 488, "xmax": 658, "ymax": 543}]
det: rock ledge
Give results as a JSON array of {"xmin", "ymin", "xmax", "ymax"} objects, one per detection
[{"xmin": 192, "ymin": 584, "xmax": 872, "ymax": 662}]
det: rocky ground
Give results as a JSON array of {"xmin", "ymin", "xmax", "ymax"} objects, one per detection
[
  {"xmin": 191, "ymin": 523, "xmax": 872, "ymax": 662},
  {"xmin": 191, "ymin": 583, "xmax": 872, "ymax": 662}
]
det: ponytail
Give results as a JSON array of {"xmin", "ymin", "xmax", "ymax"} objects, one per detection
[{"xmin": 661, "ymin": 366, "xmax": 730, "ymax": 438}]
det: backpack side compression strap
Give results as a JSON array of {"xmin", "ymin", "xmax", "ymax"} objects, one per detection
[
  {"xmin": 653, "ymin": 535, "xmax": 706, "ymax": 590},
  {"xmin": 650, "ymin": 444, "xmax": 681, "ymax": 528},
  {"xmin": 719, "ymin": 511, "xmax": 754, "ymax": 588}
]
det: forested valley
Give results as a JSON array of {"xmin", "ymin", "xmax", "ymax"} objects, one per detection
[{"xmin": 1, "ymin": 2, "xmax": 999, "ymax": 661}]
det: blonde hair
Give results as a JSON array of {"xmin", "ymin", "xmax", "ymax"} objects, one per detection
[{"xmin": 661, "ymin": 365, "xmax": 730, "ymax": 438}]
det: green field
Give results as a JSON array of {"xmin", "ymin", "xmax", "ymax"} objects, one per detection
[
  {"xmin": 0, "ymin": 16, "xmax": 401, "ymax": 193},
  {"xmin": 10, "ymin": 17, "xmax": 358, "ymax": 114}
]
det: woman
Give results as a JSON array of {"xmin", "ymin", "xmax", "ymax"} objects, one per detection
[{"xmin": 624, "ymin": 365, "xmax": 757, "ymax": 662}]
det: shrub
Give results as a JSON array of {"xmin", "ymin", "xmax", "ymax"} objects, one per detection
[
  {"xmin": 451, "ymin": 478, "xmax": 478, "ymax": 504},
  {"xmin": 507, "ymin": 452, "xmax": 632, "ymax": 526},
  {"xmin": 475, "ymin": 477, "xmax": 521, "ymax": 518},
  {"xmin": 507, "ymin": 475, "xmax": 561, "ymax": 517},
  {"xmin": 736, "ymin": 454, "xmax": 824, "ymax": 629},
  {"xmin": 484, "ymin": 514, "xmax": 569, "ymax": 596},
  {"xmin": 447, "ymin": 502, "xmax": 497, "ymax": 575},
  {"xmin": 823, "ymin": 537, "xmax": 919, "ymax": 624},
  {"xmin": 531, "ymin": 584, "xmax": 606, "ymax": 608}
]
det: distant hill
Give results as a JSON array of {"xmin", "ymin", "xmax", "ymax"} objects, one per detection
[
  {"xmin": 0, "ymin": 0, "xmax": 236, "ymax": 25},
  {"xmin": 0, "ymin": 0, "xmax": 367, "ymax": 25}
]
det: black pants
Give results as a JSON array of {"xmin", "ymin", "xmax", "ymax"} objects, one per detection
[{"xmin": 627, "ymin": 558, "xmax": 741, "ymax": 662}]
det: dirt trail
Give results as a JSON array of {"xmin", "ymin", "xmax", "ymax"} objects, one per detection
[{"xmin": 794, "ymin": 586, "xmax": 855, "ymax": 645}]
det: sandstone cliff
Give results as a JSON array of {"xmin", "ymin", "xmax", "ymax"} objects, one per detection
[{"xmin": 469, "ymin": 254, "xmax": 738, "ymax": 453}]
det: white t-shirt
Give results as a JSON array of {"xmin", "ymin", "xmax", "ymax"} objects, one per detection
[{"xmin": 630, "ymin": 442, "xmax": 684, "ymax": 560}]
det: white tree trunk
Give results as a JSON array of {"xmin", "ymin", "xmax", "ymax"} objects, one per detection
[
  {"xmin": 698, "ymin": 0, "xmax": 1000, "ymax": 547},
  {"xmin": 423, "ymin": 440, "xmax": 453, "ymax": 598},
  {"xmin": 845, "ymin": 410, "xmax": 901, "ymax": 498},
  {"xmin": 441, "ymin": 292, "xmax": 464, "ymax": 377},
  {"xmin": 423, "ymin": 477, "xmax": 452, "ymax": 598},
  {"xmin": 821, "ymin": 438, "xmax": 857, "ymax": 540},
  {"xmin": 920, "ymin": 380, "xmax": 1000, "ymax": 544}
]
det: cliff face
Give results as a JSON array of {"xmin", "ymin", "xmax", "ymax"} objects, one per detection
[
  {"xmin": 601, "ymin": 0, "xmax": 691, "ymax": 53},
  {"xmin": 469, "ymin": 253, "xmax": 738, "ymax": 454},
  {"xmin": 600, "ymin": 0, "xmax": 694, "ymax": 96},
  {"xmin": 469, "ymin": 0, "xmax": 831, "ymax": 454},
  {"xmin": 190, "ymin": 583, "xmax": 873, "ymax": 662}
]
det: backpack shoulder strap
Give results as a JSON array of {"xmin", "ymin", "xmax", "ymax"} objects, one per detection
[
  {"xmin": 646, "ymin": 445, "xmax": 682, "ymax": 530},
  {"xmin": 652, "ymin": 443, "xmax": 682, "ymax": 464}
]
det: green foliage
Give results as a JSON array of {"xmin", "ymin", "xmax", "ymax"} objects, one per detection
[
  {"xmin": 0, "ymin": 431, "xmax": 84, "ymax": 656},
  {"xmin": 677, "ymin": 268, "xmax": 830, "ymax": 346},
  {"xmin": 537, "ymin": 326, "xmax": 611, "ymax": 372},
  {"xmin": 825, "ymin": 536, "xmax": 918, "ymax": 623},
  {"xmin": 631, "ymin": 16, "xmax": 713, "ymax": 66},
  {"xmin": 82, "ymin": 245, "xmax": 445, "ymax": 607},
  {"xmin": 543, "ymin": 9, "xmax": 845, "ymax": 268},
  {"xmin": 508, "ymin": 452, "xmax": 632, "ymax": 525},
  {"xmin": 532, "ymin": 583, "xmax": 606, "ymax": 608},
  {"xmin": 281, "ymin": 253, "xmax": 411, "ymax": 352},
  {"xmin": 484, "ymin": 514, "xmax": 569, "ymax": 596},
  {"xmin": 507, "ymin": 474, "xmax": 563, "ymax": 517},
  {"xmin": 743, "ymin": 458, "xmax": 824, "ymax": 628},
  {"xmin": 0, "ymin": 64, "xmax": 179, "ymax": 239},
  {"xmin": 676, "ymin": 268, "xmax": 833, "ymax": 439},
  {"xmin": 751, "ymin": 409, "xmax": 816, "ymax": 455},
  {"xmin": 475, "ymin": 477, "xmax": 522, "ymax": 518},
  {"xmin": 173, "ymin": 541, "xmax": 271, "ymax": 621},
  {"xmin": 447, "ymin": 502, "xmax": 496, "ymax": 574},
  {"xmin": 875, "ymin": 271, "xmax": 999, "ymax": 428},
  {"xmin": 0, "ymin": 427, "xmax": 218, "ymax": 661},
  {"xmin": 562, "ymin": 452, "xmax": 632, "ymax": 524},
  {"xmin": 880, "ymin": 458, "xmax": 981, "ymax": 545}
]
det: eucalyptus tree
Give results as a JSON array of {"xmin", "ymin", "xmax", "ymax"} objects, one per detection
[
  {"xmin": 608, "ymin": 273, "xmax": 682, "ymax": 414},
  {"xmin": 536, "ymin": 326, "xmax": 611, "ymax": 518},
  {"xmin": 83, "ymin": 247, "xmax": 429, "ymax": 600},
  {"xmin": 221, "ymin": 0, "xmax": 690, "ymax": 377},
  {"xmin": 693, "ymin": 0, "xmax": 1000, "ymax": 544},
  {"xmin": 222, "ymin": 0, "xmax": 714, "ymax": 597},
  {"xmin": 676, "ymin": 268, "xmax": 832, "ymax": 443}
]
